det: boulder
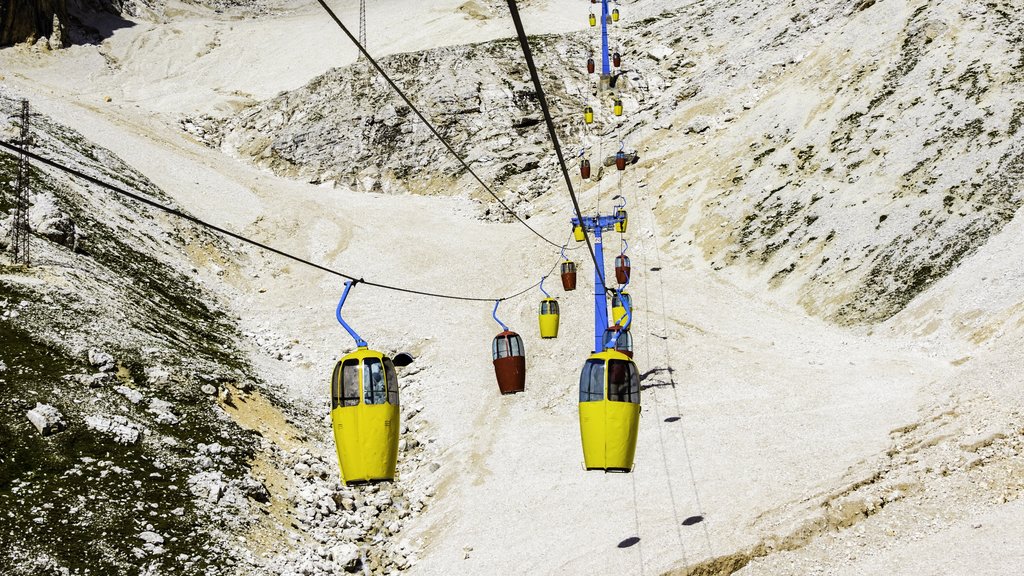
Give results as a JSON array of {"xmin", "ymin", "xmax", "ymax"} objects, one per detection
[
  {"xmin": 26, "ymin": 403, "xmax": 66, "ymax": 435},
  {"xmin": 87, "ymin": 349, "xmax": 116, "ymax": 372}
]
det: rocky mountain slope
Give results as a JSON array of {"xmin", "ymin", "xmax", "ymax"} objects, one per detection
[
  {"xmin": 2, "ymin": 0, "xmax": 1023, "ymax": 575},
  {"xmin": 0, "ymin": 89, "xmax": 436, "ymax": 575},
  {"xmin": 208, "ymin": 0, "xmax": 1024, "ymax": 329}
]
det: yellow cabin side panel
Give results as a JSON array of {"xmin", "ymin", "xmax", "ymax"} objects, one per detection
[
  {"xmin": 579, "ymin": 400, "xmax": 639, "ymax": 471},
  {"xmin": 539, "ymin": 313, "xmax": 560, "ymax": 338},
  {"xmin": 332, "ymin": 403, "xmax": 399, "ymax": 484},
  {"xmin": 579, "ymin": 401, "xmax": 607, "ymax": 469},
  {"xmin": 604, "ymin": 401, "xmax": 640, "ymax": 470},
  {"xmin": 612, "ymin": 304, "xmax": 628, "ymax": 326}
]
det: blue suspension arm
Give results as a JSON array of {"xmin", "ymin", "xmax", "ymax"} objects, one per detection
[
  {"xmin": 493, "ymin": 300, "xmax": 510, "ymax": 332},
  {"xmin": 336, "ymin": 280, "xmax": 368, "ymax": 348},
  {"xmin": 540, "ymin": 276, "xmax": 551, "ymax": 299}
]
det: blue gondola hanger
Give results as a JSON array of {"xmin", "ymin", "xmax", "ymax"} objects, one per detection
[
  {"xmin": 336, "ymin": 280, "xmax": 368, "ymax": 348},
  {"xmin": 613, "ymin": 194, "xmax": 628, "ymax": 233},
  {"xmin": 492, "ymin": 299, "xmax": 510, "ymax": 332},
  {"xmin": 607, "ymin": 287, "xmax": 632, "ymax": 347}
]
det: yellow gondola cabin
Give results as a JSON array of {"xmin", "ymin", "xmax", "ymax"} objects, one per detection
[
  {"xmin": 539, "ymin": 298, "xmax": 560, "ymax": 338},
  {"xmin": 579, "ymin": 349, "xmax": 640, "ymax": 471},
  {"xmin": 611, "ymin": 291, "xmax": 632, "ymax": 325},
  {"xmin": 331, "ymin": 347, "xmax": 400, "ymax": 485}
]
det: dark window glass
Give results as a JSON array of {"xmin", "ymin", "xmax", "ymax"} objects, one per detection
[
  {"xmin": 341, "ymin": 359, "xmax": 360, "ymax": 407},
  {"xmin": 608, "ymin": 359, "xmax": 639, "ymax": 403},
  {"xmin": 509, "ymin": 334, "xmax": 524, "ymax": 357},
  {"xmin": 493, "ymin": 336, "xmax": 510, "ymax": 360},
  {"xmin": 384, "ymin": 358, "xmax": 399, "ymax": 406},
  {"xmin": 549, "ymin": 301, "xmax": 559, "ymax": 315},
  {"xmin": 540, "ymin": 301, "xmax": 548, "ymax": 314},
  {"xmin": 562, "ymin": 262, "xmax": 576, "ymax": 274},
  {"xmin": 579, "ymin": 359, "xmax": 604, "ymax": 402},
  {"xmin": 617, "ymin": 330, "xmax": 633, "ymax": 352},
  {"xmin": 363, "ymin": 358, "xmax": 387, "ymax": 405},
  {"xmin": 629, "ymin": 362, "xmax": 640, "ymax": 403},
  {"xmin": 331, "ymin": 361, "xmax": 344, "ymax": 410}
]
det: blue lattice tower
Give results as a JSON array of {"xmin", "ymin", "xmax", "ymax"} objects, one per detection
[{"xmin": 572, "ymin": 210, "xmax": 628, "ymax": 352}]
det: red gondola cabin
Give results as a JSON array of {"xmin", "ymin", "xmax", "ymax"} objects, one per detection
[
  {"xmin": 615, "ymin": 254, "xmax": 631, "ymax": 285},
  {"xmin": 603, "ymin": 325, "xmax": 634, "ymax": 358},
  {"xmin": 492, "ymin": 331, "xmax": 526, "ymax": 395},
  {"xmin": 561, "ymin": 261, "xmax": 578, "ymax": 291}
]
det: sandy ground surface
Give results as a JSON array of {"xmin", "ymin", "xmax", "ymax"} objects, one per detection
[{"xmin": 2, "ymin": 1, "xmax": 1022, "ymax": 574}]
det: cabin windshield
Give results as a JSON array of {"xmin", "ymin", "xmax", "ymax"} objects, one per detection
[
  {"xmin": 383, "ymin": 357, "xmax": 399, "ymax": 405},
  {"xmin": 561, "ymin": 262, "xmax": 576, "ymax": 273},
  {"xmin": 341, "ymin": 359, "xmax": 360, "ymax": 407},
  {"xmin": 492, "ymin": 336, "xmax": 508, "ymax": 360},
  {"xmin": 607, "ymin": 360, "xmax": 640, "ymax": 403},
  {"xmin": 363, "ymin": 358, "xmax": 387, "ymax": 405},
  {"xmin": 579, "ymin": 359, "xmax": 605, "ymax": 402},
  {"xmin": 510, "ymin": 334, "xmax": 524, "ymax": 356},
  {"xmin": 617, "ymin": 330, "xmax": 633, "ymax": 351},
  {"xmin": 331, "ymin": 361, "xmax": 343, "ymax": 410}
]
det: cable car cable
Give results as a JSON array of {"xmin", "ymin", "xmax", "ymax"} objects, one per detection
[
  {"xmin": 311, "ymin": 0, "xmax": 572, "ymax": 251},
  {"xmin": 624, "ymin": 186, "xmax": 689, "ymax": 560},
  {"xmin": 505, "ymin": 0, "xmax": 606, "ymax": 285},
  {"xmin": 625, "ymin": 152, "xmax": 715, "ymax": 556},
  {"xmin": 0, "ymin": 140, "xmax": 562, "ymax": 303}
]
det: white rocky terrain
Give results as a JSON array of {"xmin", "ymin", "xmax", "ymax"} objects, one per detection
[{"xmin": 1, "ymin": 0, "xmax": 1022, "ymax": 575}]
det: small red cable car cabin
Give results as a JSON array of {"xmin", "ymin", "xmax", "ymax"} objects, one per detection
[
  {"xmin": 603, "ymin": 325, "xmax": 634, "ymax": 358},
  {"xmin": 615, "ymin": 254, "xmax": 631, "ymax": 285},
  {"xmin": 581, "ymin": 158, "xmax": 591, "ymax": 179},
  {"xmin": 561, "ymin": 261, "xmax": 577, "ymax": 291},
  {"xmin": 492, "ymin": 330, "xmax": 526, "ymax": 395}
]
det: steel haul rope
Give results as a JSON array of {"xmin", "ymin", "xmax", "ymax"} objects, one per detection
[
  {"xmin": 312, "ymin": 0, "xmax": 571, "ymax": 251},
  {"xmin": 0, "ymin": 140, "xmax": 563, "ymax": 303},
  {"xmin": 505, "ymin": 0, "xmax": 606, "ymax": 285}
]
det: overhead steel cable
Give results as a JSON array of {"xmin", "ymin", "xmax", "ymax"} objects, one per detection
[
  {"xmin": 0, "ymin": 140, "xmax": 560, "ymax": 303},
  {"xmin": 504, "ymin": 0, "xmax": 606, "ymax": 286},
  {"xmin": 311, "ymin": 0, "xmax": 569, "ymax": 251}
]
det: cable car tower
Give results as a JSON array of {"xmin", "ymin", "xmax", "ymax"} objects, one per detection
[
  {"xmin": 598, "ymin": 0, "xmax": 612, "ymax": 82},
  {"xmin": 10, "ymin": 100, "xmax": 31, "ymax": 266},
  {"xmin": 572, "ymin": 204, "xmax": 627, "ymax": 352},
  {"xmin": 357, "ymin": 0, "xmax": 367, "ymax": 61}
]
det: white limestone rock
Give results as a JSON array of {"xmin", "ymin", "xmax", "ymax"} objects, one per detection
[{"xmin": 27, "ymin": 403, "xmax": 67, "ymax": 436}]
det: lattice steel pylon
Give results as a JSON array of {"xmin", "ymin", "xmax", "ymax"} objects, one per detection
[
  {"xmin": 10, "ymin": 100, "xmax": 31, "ymax": 266},
  {"xmin": 357, "ymin": 0, "xmax": 367, "ymax": 60}
]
